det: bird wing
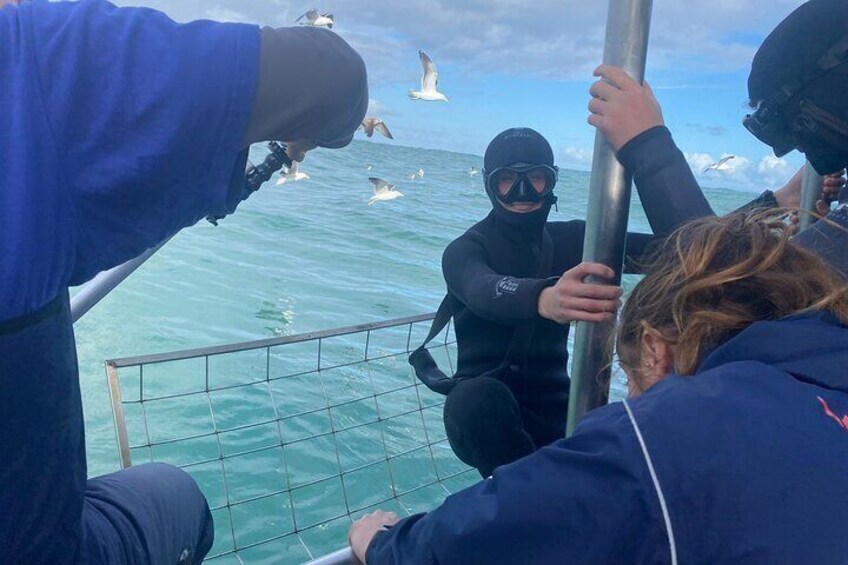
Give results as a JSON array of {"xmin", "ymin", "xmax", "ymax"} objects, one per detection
[
  {"xmin": 361, "ymin": 119, "xmax": 375, "ymax": 137},
  {"xmin": 419, "ymin": 50, "xmax": 439, "ymax": 93},
  {"xmin": 718, "ymin": 155, "xmax": 735, "ymax": 166},
  {"xmin": 297, "ymin": 9, "xmax": 318, "ymax": 22},
  {"xmin": 369, "ymin": 177, "xmax": 391, "ymax": 193},
  {"xmin": 374, "ymin": 121, "xmax": 394, "ymax": 139}
]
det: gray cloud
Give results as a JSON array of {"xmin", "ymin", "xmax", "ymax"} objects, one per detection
[{"xmin": 113, "ymin": 0, "xmax": 807, "ymax": 84}]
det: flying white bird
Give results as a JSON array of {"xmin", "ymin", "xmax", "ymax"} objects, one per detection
[
  {"xmin": 469, "ymin": 166, "xmax": 478, "ymax": 176},
  {"xmin": 416, "ymin": 169, "xmax": 424, "ymax": 178},
  {"xmin": 276, "ymin": 161, "xmax": 309, "ymax": 185},
  {"xmin": 296, "ymin": 9, "xmax": 334, "ymax": 28},
  {"xmin": 406, "ymin": 172, "xmax": 417, "ymax": 180},
  {"xmin": 409, "ymin": 50, "xmax": 448, "ymax": 102},
  {"xmin": 361, "ymin": 118, "xmax": 394, "ymax": 139},
  {"xmin": 703, "ymin": 155, "xmax": 736, "ymax": 173},
  {"xmin": 368, "ymin": 177, "xmax": 403, "ymax": 205},
  {"xmin": 365, "ymin": 163, "xmax": 373, "ymax": 171}
]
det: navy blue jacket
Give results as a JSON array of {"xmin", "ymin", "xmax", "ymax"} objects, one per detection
[{"xmin": 367, "ymin": 312, "xmax": 848, "ymax": 563}]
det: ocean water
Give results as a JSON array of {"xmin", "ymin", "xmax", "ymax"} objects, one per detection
[{"xmin": 71, "ymin": 139, "xmax": 753, "ymax": 551}]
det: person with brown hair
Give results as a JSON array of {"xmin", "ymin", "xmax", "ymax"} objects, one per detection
[
  {"xmin": 350, "ymin": 212, "xmax": 848, "ymax": 564},
  {"xmin": 616, "ymin": 212, "xmax": 848, "ymax": 392}
]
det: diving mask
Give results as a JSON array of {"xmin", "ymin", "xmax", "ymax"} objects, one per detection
[{"xmin": 484, "ymin": 163, "xmax": 558, "ymax": 204}]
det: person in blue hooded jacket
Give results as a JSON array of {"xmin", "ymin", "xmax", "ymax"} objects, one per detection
[
  {"xmin": 349, "ymin": 211, "xmax": 848, "ymax": 564},
  {"xmin": 0, "ymin": 0, "xmax": 367, "ymax": 563}
]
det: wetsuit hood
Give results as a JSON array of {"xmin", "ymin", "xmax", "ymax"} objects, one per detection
[
  {"xmin": 483, "ymin": 127, "xmax": 556, "ymax": 239},
  {"xmin": 747, "ymin": 0, "xmax": 848, "ymax": 174},
  {"xmin": 697, "ymin": 311, "xmax": 848, "ymax": 393}
]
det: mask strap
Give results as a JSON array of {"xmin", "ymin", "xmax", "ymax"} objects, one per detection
[{"xmin": 800, "ymin": 100, "xmax": 848, "ymax": 137}]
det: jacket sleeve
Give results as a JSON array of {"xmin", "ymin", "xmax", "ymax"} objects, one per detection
[
  {"xmin": 622, "ymin": 232, "xmax": 658, "ymax": 274},
  {"xmin": 618, "ymin": 126, "xmax": 783, "ymax": 238},
  {"xmin": 616, "ymin": 126, "xmax": 782, "ymax": 274},
  {"xmin": 617, "ymin": 126, "xmax": 715, "ymax": 237},
  {"xmin": 28, "ymin": 0, "xmax": 260, "ymax": 285},
  {"xmin": 365, "ymin": 403, "xmax": 670, "ymax": 565},
  {"xmin": 442, "ymin": 236, "xmax": 556, "ymax": 325}
]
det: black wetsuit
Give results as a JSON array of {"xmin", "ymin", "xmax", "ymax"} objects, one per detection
[
  {"xmin": 622, "ymin": 126, "xmax": 848, "ymax": 275},
  {"xmin": 442, "ymin": 126, "xmax": 774, "ymax": 476}
]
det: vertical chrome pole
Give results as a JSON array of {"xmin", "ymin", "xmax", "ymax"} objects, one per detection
[
  {"xmin": 798, "ymin": 162, "xmax": 823, "ymax": 233},
  {"xmin": 566, "ymin": 0, "xmax": 653, "ymax": 436},
  {"xmin": 70, "ymin": 148, "xmax": 288, "ymax": 325},
  {"xmin": 71, "ymin": 239, "xmax": 170, "ymax": 324}
]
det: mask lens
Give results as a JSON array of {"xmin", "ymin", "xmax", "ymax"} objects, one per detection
[
  {"xmin": 495, "ymin": 170, "xmax": 519, "ymax": 195},
  {"xmin": 526, "ymin": 167, "xmax": 554, "ymax": 194}
]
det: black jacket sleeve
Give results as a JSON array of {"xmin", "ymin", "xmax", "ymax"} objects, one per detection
[
  {"xmin": 442, "ymin": 236, "xmax": 555, "ymax": 325},
  {"xmin": 617, "ymin": 126, "xmax": 715, "ymax": 236},
  {"xmin": 616, "ymin": 126, "xmax": 785, "ymax": 273},
  {"xmin": 622, "ymin": 232, "xmax": 657, "ymax": 274}
]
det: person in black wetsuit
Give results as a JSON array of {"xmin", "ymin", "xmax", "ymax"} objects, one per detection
[
  {"xmin": 440, "ymin": 127, "xmax": 741, "ymax": 478},
  {"xmin": 586, "ymin": 0, "xmax": 848, "ymax": 276}
]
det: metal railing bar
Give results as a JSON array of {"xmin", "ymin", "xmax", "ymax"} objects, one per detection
[
  {"xmin": 107, "ymin": 313, "xmax": 437, "ymax": 368},
  {"xmin": 110, "ymin": 342, "xmax": 454, "ymax": 405},
  {"xmin": 106, "ymin": 362, "xmax": 133, "ymax": 469},
  {"xmin": 205, "ymin": 391, "xmax": 240, "ymax": 556}
]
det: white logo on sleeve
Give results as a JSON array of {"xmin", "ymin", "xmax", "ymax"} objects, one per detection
[{"xmin": 494, "ymin": 277, "xmax": 520, "ymax": 298}]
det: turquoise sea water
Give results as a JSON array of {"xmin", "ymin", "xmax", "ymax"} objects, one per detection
[{"xmin": 72, "ymin": 139, "xmax": 753, "ymax": 556}]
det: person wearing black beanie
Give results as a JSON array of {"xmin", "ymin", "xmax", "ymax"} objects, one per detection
[
  {"xmin": 745, "ymin": 0, "xmax": 848, "ymax": 274},
  {"xmin": 435, "ymin": 127, "xmax": 714, "ymax": 478},
  {"xmin": 587, "ymin": 0, "xmax": 848, "ymax": 278}
]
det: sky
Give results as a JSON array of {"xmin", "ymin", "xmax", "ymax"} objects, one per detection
[{"xmin": 113, "ymin": 0, "xmax": 813, "ymax": 192}]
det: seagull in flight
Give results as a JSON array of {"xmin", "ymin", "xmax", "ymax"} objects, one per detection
[
  {"xmin": 276, "ymin": 161, "xmax": 309, "ymax": 185},
  {"xmin": 703, "ymin": 155, "xmax": 736, "ymax": 173},
  {"xmin": 468, "ymin": 166, "xmax": 478, "ymax": 176},
  {"xmin": 296, "ymin": 9, "xmax": 334, "ymax": 28},
  {"xmin": 361, "ymin": 118, "xmax": 394, "ymax": 139},
  {"xmin": 416, "ymin": 169, "xmax": 424, "ymax": 178},
  {"xmin": 368, "ymin": 177, "xmax": 403, "ymax": 205},
  {"xmin": 409, "ymin": 50, "xmax": 448, "ymax": 101}
]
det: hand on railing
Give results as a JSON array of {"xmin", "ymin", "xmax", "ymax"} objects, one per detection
[{"xmin": 348, "ymin": 510, "xmax": 401, "ymax": 563}]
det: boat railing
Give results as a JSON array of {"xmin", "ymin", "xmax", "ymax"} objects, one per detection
[{"xmin": 105, "ymin": 312, "xmax": 477, "ymax": 564}]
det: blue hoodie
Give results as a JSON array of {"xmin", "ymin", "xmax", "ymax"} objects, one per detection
[{"xmin": 366, "ymin": 312, "xmax": 848, "ymax": 564}]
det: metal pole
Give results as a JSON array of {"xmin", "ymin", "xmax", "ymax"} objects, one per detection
[
  {"xmin": 70, "ymin": 238, "xmax": 170, "ymax": 323},
  {"xmin": 798, "ymin": 161, "xmax": 823, "ymax": 233},
  {"xmin": 303, "ymin": 548, "xmax": 355, "ymax": 565},
  {"xmin": 566, "ymin": 0, "xmax": 653, "ymax": 436}
]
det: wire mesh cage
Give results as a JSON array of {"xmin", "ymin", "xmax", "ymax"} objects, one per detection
[{"xmin": 105, "ymin": 314, "xmax": 478, "ymax": 564}]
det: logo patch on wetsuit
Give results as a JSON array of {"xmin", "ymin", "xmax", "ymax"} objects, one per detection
[{"xmin": 494, "ymin": 277, "xmax": 520, "ymax": 298}]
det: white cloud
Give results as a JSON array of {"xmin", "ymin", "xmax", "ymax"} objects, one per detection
[
  {"xmin": 683, "ymin": 151, "xmax": 800, "ymax": 190},
  {"xmin": 684, "ymin": 152, "xmax": 715, "ymax": 174},
  {"xmin": 204, "ymin": 7, "xmax": 252, "ymax": 23},
  {"xmin": 757, "ymin": 154, "xmax": 791, "ymax": 173},
  {"xmin": 366, "ymin": 98, "xmax": 384, "ymax": 116},
  {"xmin": 561, "ymin": 146, "xmax": 593, "ymax": 170},
  {"xmin": 113, "ymin": 0, "xmax": 808, "ymax": 82}
]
